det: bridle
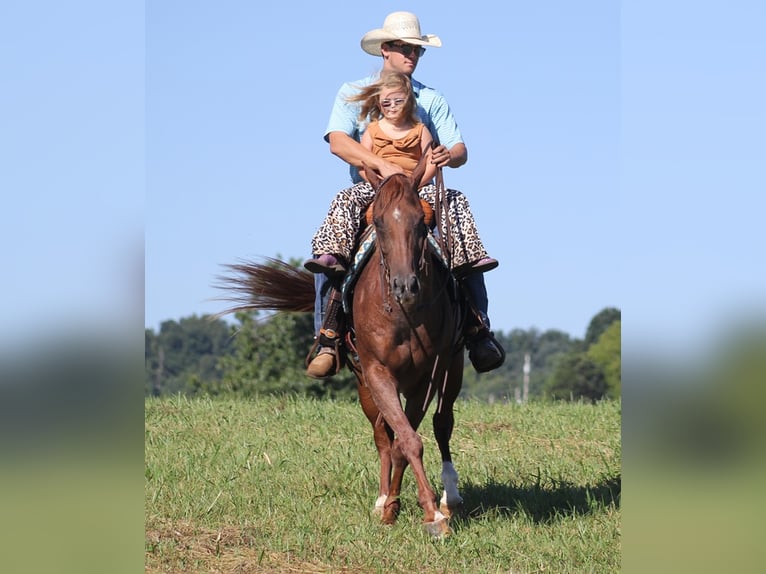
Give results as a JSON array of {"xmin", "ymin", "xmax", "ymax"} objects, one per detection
[{"xmin": 372, "ymin": 175, "xmax": 451, "ymax": 312}]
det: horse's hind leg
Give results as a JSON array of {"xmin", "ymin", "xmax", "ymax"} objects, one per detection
[
  {"xmin": 357, "ymin": 378, "xmax": 392, "ymax": 515},
  {"xmin": 434, "ymin": 409, "xmax": 463, "ymax": 517},
  {"xmin": 433, "ymin": 360, "xmax": 465, "ymax": 518}
]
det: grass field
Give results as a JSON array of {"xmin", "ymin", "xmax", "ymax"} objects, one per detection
[{"xmin": 145, "ymin": 395, "xmax": 620, "ymax": 573}]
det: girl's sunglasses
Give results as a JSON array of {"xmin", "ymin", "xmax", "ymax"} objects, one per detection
[{"xmin": 381, "ymin": 98, "xmax": 406, "ymax": 108}]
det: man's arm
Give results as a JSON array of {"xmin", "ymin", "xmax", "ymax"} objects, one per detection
[
  {"xmin": 418, "ymin": 130, "xmax": 438, "ymax": 186},
  {"xmin": 328, "ymin": 131, "xmax": 407, "ymax": 178},
  {"xmin": 419, "ymin": 86, "xmax": 468, "ymax": 169}
]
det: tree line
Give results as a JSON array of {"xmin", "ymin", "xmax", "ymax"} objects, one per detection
[{"xmin": 145, "ymin": 307, "xmax": 620, "ymax": 403}]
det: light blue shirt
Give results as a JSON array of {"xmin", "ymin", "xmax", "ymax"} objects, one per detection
[{"xmin": 324, "ymin": 74, "xmax": 464, "ymax": 184}]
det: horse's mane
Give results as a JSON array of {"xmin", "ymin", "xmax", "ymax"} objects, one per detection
[{"xmin": 373, "ymin": 174, "xmax": 419, "ymax": 218}]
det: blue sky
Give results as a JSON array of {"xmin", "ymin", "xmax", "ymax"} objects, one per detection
[
  {"xmin": 2, "ymin": 1, "xmax": 763, "ymax": 355},
  {"xmin": 146, "ymin": 0, "xmax": 621, "ymax": 341},
  {"xmin": 1, "ymin": 1, "xmax": 143, "ymax": 351}
]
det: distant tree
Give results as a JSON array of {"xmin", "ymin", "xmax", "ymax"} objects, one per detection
[
  {"xmin": 145, "ymin": 329, "xmax": 159, "ymax": 396},
  {"xmin": 217, "ymin": 310, "xmax": 357, "ymax": 399},
  {"xmin": 584, "ymin": 307, "xmax": 621, "ymax": 349},
  {"xmin": 147, "ymin": 279, "xmax": 619, "ymax": 403},
  {"xmin": 532, "ymin": 329, "xmax": 579, "ymax": 396},
  {"xmin": 587, "ymin": 320, "xmax": 621, "ymax": 398},
  {"xmin": 545, "ymin": 353, "xmax": 608, "ymax": 402},
  {"xmin": 144, "ymin": 315, "xmax": 234, "ymax": 396},
  {"xmin": 461, "ymin": 327, "xmax": 576, "ymax": 401}
]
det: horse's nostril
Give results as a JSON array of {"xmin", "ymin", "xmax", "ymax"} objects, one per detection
[{"xmin": 391, "ymin": 274, "xmax": 420, "ymax": 301}]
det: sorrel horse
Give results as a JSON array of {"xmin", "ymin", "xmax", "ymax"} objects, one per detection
[{"xmin": 217, "ymin": 157, "xmax": 466, "ymax": 537}]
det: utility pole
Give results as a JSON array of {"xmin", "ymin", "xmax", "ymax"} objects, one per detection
[{"xmin": 523, "ymin": 353, "xmax": 531, "ymax": 403}]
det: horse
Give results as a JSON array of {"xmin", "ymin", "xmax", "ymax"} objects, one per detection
[{"xmin": 216, "ymin": 156, "xmax": 466, "ymax": 537}]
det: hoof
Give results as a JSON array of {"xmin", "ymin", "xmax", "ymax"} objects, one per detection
[
  {"xmin": 381, "ymin": 509, "xmax": 398, "ymax": 525},
  {"xmin": 439, "ymin": 500, "xmax": 463, "ymax": 519},
  {"xmin": 439, "ymin": 491, "xmax": 464, "ymax": 519},
  {"xmin": 423, "ymin": 514, "xmax": 452, "ymax": 538},
  {"xmin": 372, "ymin": 494, "xmax": 387, "ymax": 517},
  {"xmin": 381, "ymin": 498, "xmax": 400, "ymax": 525}
]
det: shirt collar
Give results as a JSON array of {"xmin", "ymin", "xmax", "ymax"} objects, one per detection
[{"xmin": 411, "ymin": 77, "xmax": 423, "ymax": 97}]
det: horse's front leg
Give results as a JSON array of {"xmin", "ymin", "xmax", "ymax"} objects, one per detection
[
  {"xmin": 364, "ymin": 366, "xmax": 444, "ymax": 533},
  {"xmin": 399, "ymin": 387, "xmax": 453, "ymax": 537},
  {"xmin": 356, "ymin": 377, "xmax": 392, "ymax": 515},
  {"xmin": 372, "ymin": 415, "xmax": 394, "ymax": 515},
  {"xmin": 384, "ymin": 393, "xmax": 431, "ymax": 525}
]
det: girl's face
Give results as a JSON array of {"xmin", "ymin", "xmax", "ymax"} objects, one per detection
[{"xmin": 379, "ymin": 88, "xmax": 408, "ymax": 121}]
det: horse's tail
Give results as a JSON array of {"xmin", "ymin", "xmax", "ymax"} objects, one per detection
[{"xmin": 212, "ymin": 257, "xmax": 314, "ymax": 317}]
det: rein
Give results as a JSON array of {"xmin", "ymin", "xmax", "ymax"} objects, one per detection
[
  {"xmin": 378, "ymin": 247, "xmax": 392, "ymax": 312},
  {"xmin": 433, "ymin": 150, "xmax": 453, "ymax": 271}
]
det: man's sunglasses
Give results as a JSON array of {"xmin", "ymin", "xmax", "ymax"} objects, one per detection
[{"xmin": 385, "ymin": 42, "xmax": 426, "ymax": 57}]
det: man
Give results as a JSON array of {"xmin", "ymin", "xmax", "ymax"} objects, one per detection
[{"xmin": 305, "ymin": 11, "xmax": 504, "ymax": 378}]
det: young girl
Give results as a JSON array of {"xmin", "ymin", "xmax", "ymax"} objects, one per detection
[{"xmin": 349, "ymin": 71, "xmax": 437, "ymax": 187}]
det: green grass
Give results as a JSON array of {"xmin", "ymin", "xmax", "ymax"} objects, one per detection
[{"xmin": 145, "ymin": 395, "xmax": 620, "ymax": 573}]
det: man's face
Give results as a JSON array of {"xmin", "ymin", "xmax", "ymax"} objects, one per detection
[{"xmin": 380, "ymin": 42, "xmax": 425, "ymax": 75}]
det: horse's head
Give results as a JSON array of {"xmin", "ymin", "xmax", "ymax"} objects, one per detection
[{"xmin": 366, "ymin": 156, "xmax": 429, "ymax": 306}]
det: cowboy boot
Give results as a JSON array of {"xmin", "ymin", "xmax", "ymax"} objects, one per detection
[
  {"xmin": 305, "ymin": 273, "xmax": 344, "ymax": 379},
  {"xmin": 454, "ymin": 257, "xmax": 499, "ymax": 276},
  {"xmin": 303, "ymin": 253, "xmax": 346, "ymax": 277},
  {"xmin": 460, "ymin": 273, "xmax": 505, "ymax": 373}
]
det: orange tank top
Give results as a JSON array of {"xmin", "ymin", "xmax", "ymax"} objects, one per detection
[{"xmin": 367, "ymin": 122, "xmax": 425, "ymax": 174}]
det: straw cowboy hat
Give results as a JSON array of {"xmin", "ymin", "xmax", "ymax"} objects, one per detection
[{"xmin": 361, "ymin": 12, "xmax": 442, "ymax": 56}]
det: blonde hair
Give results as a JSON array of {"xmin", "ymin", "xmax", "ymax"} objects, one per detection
[{"xmin": 347, "ymin": 71, "xmax": 419, "ymax": 124}]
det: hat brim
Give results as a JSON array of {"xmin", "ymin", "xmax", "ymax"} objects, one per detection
[{"xmin": 361, "ymin": 30, "xmax": 442, "ymax": 56}]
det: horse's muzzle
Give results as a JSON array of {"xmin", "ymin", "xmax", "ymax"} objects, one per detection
[{"xmin": 392, "ymin": 273, "xmax": 420, "ymax": 304}]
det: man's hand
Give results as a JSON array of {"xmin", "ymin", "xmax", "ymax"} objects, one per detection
[
  {"xmin": 430, "ymin": 144, "xmax": 452, "ymax": 168},
  {"xmin": 374, "ymin": 159, "xmax": 407, "ymax": 179},
  {"xmin": 430, "ymin": 143, "xmax": 468, "ymax": 169}
]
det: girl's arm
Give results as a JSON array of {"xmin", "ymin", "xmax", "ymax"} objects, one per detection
[
  {"xmin": 328, "ymin": 131, "xmax": 406, "ymax": 180},
  {"xmin": 358, "ymin": 130, "xmax": 373, "ymax": 182},
  {"xmin": 419, "ymin": 129, "xmax": 438, "ymax": 187}
]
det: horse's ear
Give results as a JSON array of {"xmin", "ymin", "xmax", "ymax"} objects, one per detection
[
  {"xmin": 363, "ymin": 161, "xmax": 382, "ymax": 189},
  {"xmin": 410, "ymin": 149, "xmax": 429, "ymax": 189}
]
